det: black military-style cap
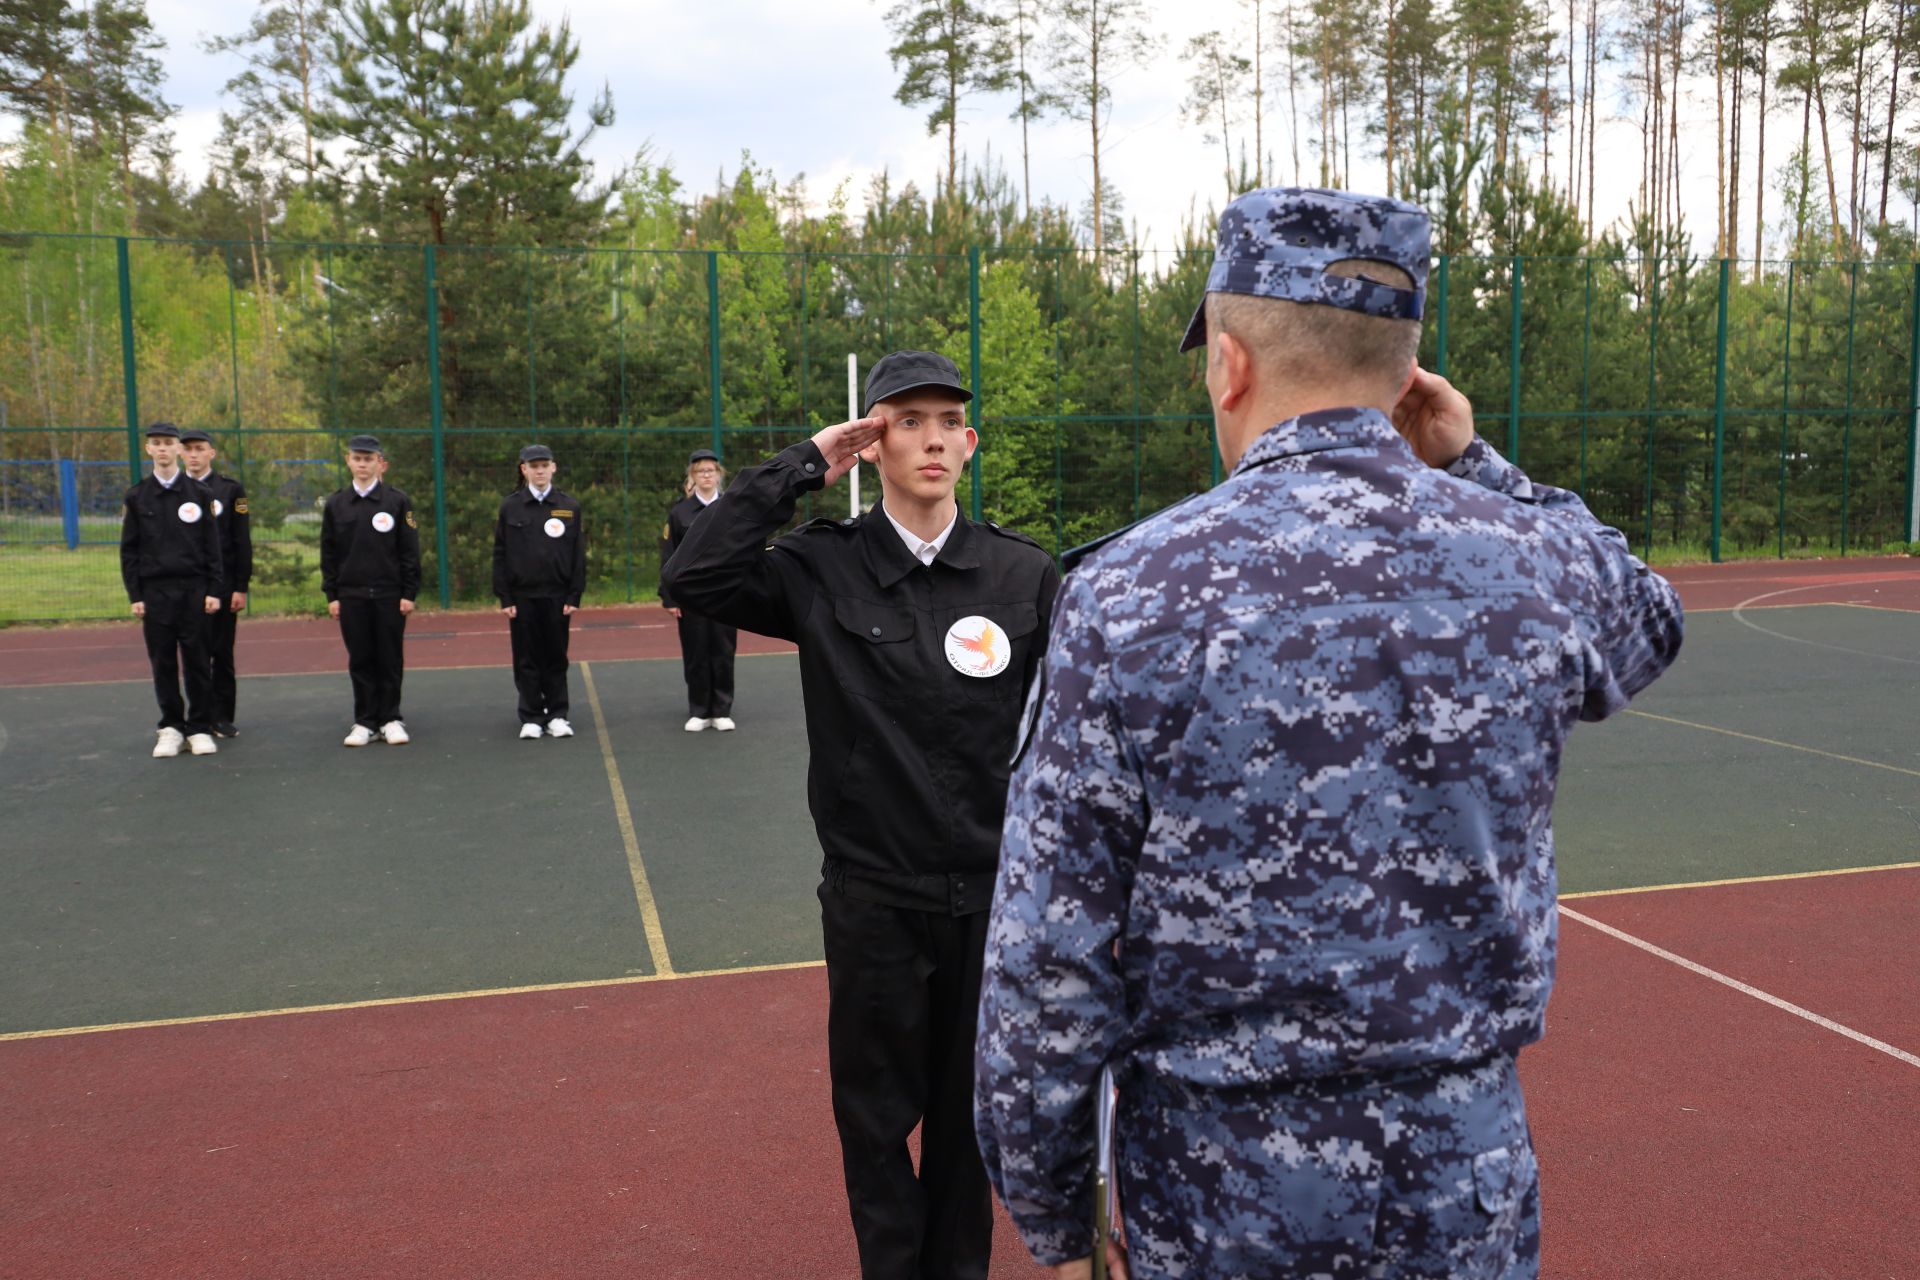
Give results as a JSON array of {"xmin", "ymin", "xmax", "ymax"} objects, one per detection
[
  {"xmin": 862, "ymin": 350, "xmax": 972, "ymax": 415},
  {"xmin": 346, "ymin": 434, "xmax": 384, "ymax": 455},
  {"xmin": 519, "ymin": 444, "xmax": 554, "ymax": 463},
  {"xmin": 688, "ymin": 449, "xmax": 720, "ymax": 465},
  {"xmin": 1179, "ymin": 186, "xmax": 1432, "ymax": 353},
  {"xmin": 177, "ymin": 427, "xmax": 213, "ymax": 444},
  {"xmin": 145, "ymin": 422, "xmax": 180, "ymax": 439}
]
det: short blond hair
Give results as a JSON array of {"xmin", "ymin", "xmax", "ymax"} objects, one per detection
[
  {"xmin": 684, "ymin": 457, "xmax": 727, "ymax": 498},
  {"xmin": 1206, "ymin": 259, "xmax": 1422, "ymax": 396}
]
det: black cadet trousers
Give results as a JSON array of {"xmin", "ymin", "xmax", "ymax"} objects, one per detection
[
  {"xmin": 817, "ymin": 884, "xmax": 993, "ymax": 1280},
  {"xmin": 676, "ymin": 611, "xmax": 735, "ymax": 717},
  {"xmin": 337, "ymin": 596, "xmax": 407, "ymax": 729},
  {"xmin": 208, "ymin": 597, "xmax": 240, "ymax": 723},
  {"xmin": 142, "ymin": 582, "xmax": 214, "ymax": 735},
  {"xmin": 507, "ymin": 595, "xmax": 571, "ymax": 724}
]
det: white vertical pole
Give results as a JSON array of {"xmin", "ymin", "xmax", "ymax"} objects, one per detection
[{"xmin": 848, "ymin": 352, "xmax": 860, "ymax": 517}]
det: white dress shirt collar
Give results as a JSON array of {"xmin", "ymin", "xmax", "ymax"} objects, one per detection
[{"xmin": 883, "ymin": 507, "xmax": 957, "ymax": 567}]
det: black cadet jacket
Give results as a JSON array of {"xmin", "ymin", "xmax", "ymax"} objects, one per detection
[
  {"xmin": 194, "ymin": 470, "xmax": 253, "ymax": 594},
  {"xmin": 661, "ymin": 440, "xmax": 1059, "ymax": 914},
  {"xmin": 493, "ymin": 487, "xmax": 586, "ymax": 605},
  {"xmin": 120, "ymin": 472, "xmax": 223, "ymax": 601},
  {"xmin": 657, "ymin": 493, "xmax": 720, "ymax": 610},
  {"xmin": 320, "ymin": 482, "xmax": 422, "ymax": 602}
]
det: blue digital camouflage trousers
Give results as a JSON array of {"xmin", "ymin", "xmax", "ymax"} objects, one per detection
[{"xmin": 1115, "ymin": 1053, "xmax": 1539, "ymax": 1280}]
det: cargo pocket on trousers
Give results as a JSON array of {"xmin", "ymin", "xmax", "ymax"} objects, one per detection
[{"xmin": 1469, "ymin": 1142, "xmax": 1537, "ymax": 1277}]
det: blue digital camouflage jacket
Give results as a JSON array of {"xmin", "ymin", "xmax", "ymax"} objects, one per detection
[{"xmin": 974, "ymin": 406, "xmax": 1685, "ymax": 1263}]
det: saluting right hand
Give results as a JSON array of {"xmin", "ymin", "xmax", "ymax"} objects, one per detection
[{"xmin": 808, "ymin": 416, "xmax": 887, "ymax": 485}]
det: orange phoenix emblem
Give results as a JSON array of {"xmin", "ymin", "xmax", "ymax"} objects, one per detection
[
  {"xmin": 945, "ymin": 615, "xmax": 1011, "ymax": 678},
  {"xmin": 957, "ymin": 623, "xmax": 999, "ymax": 671}
]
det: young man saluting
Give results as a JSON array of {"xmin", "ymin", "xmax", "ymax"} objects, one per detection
[{"xmin": 663, "ymin": 351, "xmax": 1058, "ymax": 1280}]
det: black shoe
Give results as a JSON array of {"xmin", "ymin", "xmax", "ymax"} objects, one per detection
[{"xmin": 213, "ymin": 722, "xmax": 240, "ymax": 738}]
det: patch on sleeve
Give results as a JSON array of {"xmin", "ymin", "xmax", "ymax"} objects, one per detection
[
  {"xmin": 661, "ymin": 521, "xmax": 672, "ymax": 540},
  {"xmin": 405, "ymin": 510, "xmax": 417, "ymax": 529},
  {"xmin": 233, "ymin": 499, "xmax": 249, "ymax": 515}
]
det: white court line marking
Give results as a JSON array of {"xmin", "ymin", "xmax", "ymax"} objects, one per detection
[
  {"xmin": 1731, "ymin": 584, "xmax": 1920, "ymax": 665},
  {"xmin": 1621, "ymin": 709, "xmax": 1920, "ymax": 779},
  {"xmin": 1559, "ymin": 905, "xmax": 1920, "ymax": 1070}
]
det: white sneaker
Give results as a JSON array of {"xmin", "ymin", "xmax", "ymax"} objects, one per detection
[
  {"xmin": 153, "ymin": 727, "xmax": 185, "ymax": 758},
  {"xmin": 380, "ymin": 720, "xmax": 410, "ymax": 745},
  {"xmin": 519, "ymin": 722, "xmax": 543, "ymax": 740},
  {"xmin": 683, "ymin": 717, "xmax": 711, "ymax": 732},
  {"xmin": 711, "ymin": 717, "xmax": 736, "ymax": 732},
  {"xmin": 546, "ymin": 717, "xmax": 574, "ymax": 738},
  {"xmin": 187, "ymin": 733, "xmax": 218, "ymax": 756},
  {"xmin": 344, "ymin": 724, "xmax": 375, "ymax": 748}
]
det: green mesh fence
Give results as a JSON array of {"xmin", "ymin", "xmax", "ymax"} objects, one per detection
[{"xmin": 2, "ymin": 232, "xmax": 1916, "ymax": 622}]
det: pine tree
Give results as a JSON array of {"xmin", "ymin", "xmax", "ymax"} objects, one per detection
[
  {"xmin": 1043, "ymin": 0, "xmax": 1158, "ymax": 255},
  {"xmin": 1181, "ymin": 31, "xmax": 1252, "ymax": 199},
  {"xmin": 885, "ymin": 0, "xmax": 1010, "ymax": 196}
]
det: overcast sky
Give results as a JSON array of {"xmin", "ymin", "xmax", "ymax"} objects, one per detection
[{"xmin": 119, "ymin": 0, "xmax": 1836, "ymax": 254}]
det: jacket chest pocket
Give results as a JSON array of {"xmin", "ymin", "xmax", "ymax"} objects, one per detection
[
  {"xmin": 937, "ymin": 601, "xmax": 1041, "ymax": 702},
  {"xmin": 828, "ymin": 597, "xmax": 918, "ymax": 701}
]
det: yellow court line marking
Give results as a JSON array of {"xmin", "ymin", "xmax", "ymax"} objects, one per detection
[
  {"xmin": 582, "ymin": 661, "xmax": 675, "ymax": 976},
  {"xmin": 1560, "ymin": 860, "xmax": 1920, "ymax": 900},
  {"xmin": 1622, "ymin": 708, "xmax": 1920, "ymax": 779},
  {"xmin": 0, "ymin": 959, "xmax": 826, "ymax": 1044},
  {"xmin": 1559, "ymin": 906, "xmax": 1920, "ymax": 1070}
]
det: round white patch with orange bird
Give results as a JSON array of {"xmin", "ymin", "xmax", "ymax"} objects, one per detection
[{"xmin": 945, "ymin": 615, "xmax": 1010, "ymax": 678}]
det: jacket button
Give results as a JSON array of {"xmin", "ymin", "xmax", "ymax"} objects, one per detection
[
  {"xmin": 803, "ymin": 462, "xmax": 817, "ymax": 474},
  {"xmin": 870, "ymin": 626, "xmax": 881, "ymax": 637}
]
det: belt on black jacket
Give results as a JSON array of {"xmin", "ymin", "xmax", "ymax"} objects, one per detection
[{"xmin": 822, "ymin": 859, "xmax": 994, "ymax": 917}]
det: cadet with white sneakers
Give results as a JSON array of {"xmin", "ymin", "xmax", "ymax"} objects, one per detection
[
  {"xmin": 660, "ymin": 448, "xmax": 737, "ymax": 733},
  {"xmin": 491, "ymin": 443, "xmax": 586, "ymax": 741},
  {"xmin": 120, "ymin": 421, "xmax": 224, "ymax": 759},
  {"xmin": 320, "ymin": 435, "xmax": 420, "ymax": 747}
]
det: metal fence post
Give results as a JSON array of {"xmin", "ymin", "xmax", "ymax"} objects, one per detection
[
  {"xmin": 117, "ymin": 236, "xmax": 141, "ymax": 482},
  {"xmin": 1579, "ymin": 256, "xmax": 1594, "ymax": 496},
  {"xmin": 424, "ymin": 244, "xmax": 451, "ymax": 608},
  {"xmin": 1507, "ymin": 256, "xmax": 1523, "ymax": 461},
  {"xmin": 1840, "ymin": 260, "xmax": 1858, "ymax": 555},
  {"xmin": 526, "ymin": 246, "xmax": 539, "ymax": 433},
  {"xmin": 1778, "ymin": 262, "xmax": 1795, "ymax": 559},
  {"xmin": 1131, "ymin": 250, "xmax": 1143, "ymax": 522},
  {"xmin": 1710, "ymin": 258, "xmax": 1730, "ymax": 562},
  {"xmin": 1642, "ymin": 258, "xmax": 1661, "ymax": 557},
  {"xmin": 707, "ymin": 250, "xmax": 723, "ymax": 458},
  {"xmin": 1433, "ymin": 254, "xmax": 1450, "ymax": 378},
  {"xmin": 969, "ymin": 246, "xmax": 983, "ymax": 522},
  {"xmin": 1907, "ymin": 260, "xmax": 1920, "ymax": 543}
]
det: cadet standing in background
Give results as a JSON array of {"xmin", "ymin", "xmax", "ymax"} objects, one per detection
[
  {"xmin": 492, "ymin": 443, "xmax": 585, "ymax": 740},
  {"xmin": 320, "ymin": 434, "xmax": 420, "ymax": 748},
  {"xmin": 975, "ymin": 189, "xmax": 1686, "ymax": 1280},
  {"xmin": 120, "ymin": 421, "xmax": 224, "ymax": 759},
  {"xmin": 664, "ymin": 351, "xmax": 1058, "ymax": 1280},
  {"xmin": 178, "ymin": 428, "xmax": 252, "ymax": 738},
  {"xmin": 659, "ymin": 448, "xmax": 737, "ymax": 732}
]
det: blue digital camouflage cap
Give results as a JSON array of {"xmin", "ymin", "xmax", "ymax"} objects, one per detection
[{"xmin": 1179, "ymin": 187, "xmax": 1431, "ymax": 352}]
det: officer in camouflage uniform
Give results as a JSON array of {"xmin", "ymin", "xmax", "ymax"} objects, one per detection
[{"xmin": 974, "ymin": 188, "xmax": 1685, "ymax": 1280}]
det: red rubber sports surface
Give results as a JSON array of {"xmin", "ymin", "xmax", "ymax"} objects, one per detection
[
  {"xmin": 0, "ymin": 605, "xmax": 795, "ymax": 686},
  {"xmin": 4, "ymin": 870, "xmax": 1916, "ymax": 1278},
  {"xmin": 5, "ymin": 557, "xmax": 1915, "ymax": 689}
]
